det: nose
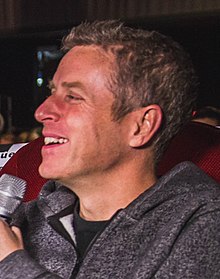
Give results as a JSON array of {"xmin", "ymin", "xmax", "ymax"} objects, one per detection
[{"xmin": 35, "ymin": 96, "xmax": 60, "ymax": 124}]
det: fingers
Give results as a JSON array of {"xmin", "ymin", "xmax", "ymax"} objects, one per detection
[
  {"xmin": 0, "ymin": 220, "xmax": 24, "ymax": 261},
  {"xmin": 11, "ymin": 226, "xmax": 24, "ymax": 246}
]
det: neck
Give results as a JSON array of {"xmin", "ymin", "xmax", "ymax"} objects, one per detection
[{"xmin": 67, "ymin": 157, "xmax": 157, "ymax": 221}]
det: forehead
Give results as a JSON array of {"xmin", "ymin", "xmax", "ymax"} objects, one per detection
[
  {"xmin": 53, "ymin": 46, "xmax": 115, "ymax": 101},
  {"xmin": 56, "ymin": 45, "xmax": 113, "ymax": 77}
]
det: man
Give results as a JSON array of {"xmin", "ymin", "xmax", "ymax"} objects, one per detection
[{"xmin": 0, "ymin": 20, "xmax": 220, "ymax": 278}]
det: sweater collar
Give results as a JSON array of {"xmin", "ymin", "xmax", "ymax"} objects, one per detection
[
  {"xmin": 37, "ymin": 162, "xmax": 216, "ymax": 221},
  {"xmin": 37, "ymin": 180, "xmax": 77, "ymax": 218}
]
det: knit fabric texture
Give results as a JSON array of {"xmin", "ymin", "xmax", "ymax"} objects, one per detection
[{"xmin": 0, "ymin": 162, "xmax": 220, "ymax": 278}]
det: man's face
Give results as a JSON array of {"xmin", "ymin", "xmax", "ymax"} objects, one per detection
[{"xmin": 35, "ymin": 46, "xmax": 130, "ymax": 186}]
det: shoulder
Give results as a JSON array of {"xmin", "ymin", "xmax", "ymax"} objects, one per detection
[{"xmin": 161, "ymin": 161, "xmax": 220, "ymax": 195}]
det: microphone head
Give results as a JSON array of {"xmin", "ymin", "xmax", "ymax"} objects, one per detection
[{"xmin": 0, "ymin": 174, "xmax": 27, "ymax": 220}]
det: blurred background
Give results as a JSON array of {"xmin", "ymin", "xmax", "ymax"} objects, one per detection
[{"xmin": 0, "ymin": 0, "xmax": 219, "ymax": 137}]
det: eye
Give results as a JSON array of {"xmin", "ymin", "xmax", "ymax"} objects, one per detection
[{"xmin": 65, "ymin": 93, "xmax": 84, "ymax": 103}]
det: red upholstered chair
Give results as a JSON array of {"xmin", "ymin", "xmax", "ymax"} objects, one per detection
[
  {"xmin": 158, "ymin": 122, "xmax": 220, "ymax": 184},
  {"xmin": 0, "ymin": 143, "xmax": 27, "ymax": 169},
  {"xmin": 0, "ymin": 137, "xmax": 47, "ymax": 202}
]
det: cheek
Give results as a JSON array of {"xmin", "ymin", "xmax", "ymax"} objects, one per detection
[
  {"xmin": 65, "ymin": 106, "xmax": 95, "ymax": 128},
  {"xmin": 65, "ymin": 108, "xmax": 121, "ymax": 151}
]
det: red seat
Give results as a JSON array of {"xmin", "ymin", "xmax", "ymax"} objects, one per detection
[
  {"xmin": 0, "ymin": 137, "xmax": 47, "ymax": 202},
  {"xmin": 158, "ymin": 122, "xmax": 220, "ymax": 184}
]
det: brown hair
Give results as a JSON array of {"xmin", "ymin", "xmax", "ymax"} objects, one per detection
[{"xmin": 62, "ymin": 20, "xmax": 198, "ymax": 163}]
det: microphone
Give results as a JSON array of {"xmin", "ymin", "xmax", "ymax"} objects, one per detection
[{"xmin": 0, "ymin": 174, "xmax": 27, "ymax": 223}]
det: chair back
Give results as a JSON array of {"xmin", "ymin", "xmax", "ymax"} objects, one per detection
[
  {"xmin": 0, "ymin": 137, "xmax": 47, "ymax": 201},
  {"xmin": 158, "ymin": 122, "xmax": 220, "ymax": 184}
]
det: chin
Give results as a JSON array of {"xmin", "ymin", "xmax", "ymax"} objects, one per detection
[{"xmin": 39, "ymin": 164, "xmax": 59, "ymax": 180}]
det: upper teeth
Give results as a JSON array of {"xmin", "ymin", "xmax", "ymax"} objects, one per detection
[{"xmin": 44, "ymin": 137, "xmax": 68, "ymax": 145}]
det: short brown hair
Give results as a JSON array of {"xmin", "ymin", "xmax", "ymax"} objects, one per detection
[{"xmin": 62, "ymin": 20, "xmax": 198, "ymax": 163}]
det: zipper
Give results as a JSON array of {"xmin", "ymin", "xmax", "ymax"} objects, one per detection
[
  {"xmin": 69, "ymin": 223, "xmax": 106, "ymax": 278},
  {"xmin": 70, "ymin": 257, "xmax": 83, "ymax": 279},
  {"xmin": 73, "ymin": 208, "xmax": 124, "ymax": 277}
]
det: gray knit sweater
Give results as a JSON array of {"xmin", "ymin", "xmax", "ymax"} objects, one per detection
[{"xmin": 1, "ymin": 162, "xmax": 220, "ymax": 278}]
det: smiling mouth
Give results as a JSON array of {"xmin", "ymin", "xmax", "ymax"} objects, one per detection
[{"xmin": 44, "ymin": 137, "xmax": 68, "ymax": 145}]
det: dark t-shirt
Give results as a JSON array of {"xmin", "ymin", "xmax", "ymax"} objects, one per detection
[{"xmin": 74, "ymin": 209, "xmax": 109, "ymax": 259}]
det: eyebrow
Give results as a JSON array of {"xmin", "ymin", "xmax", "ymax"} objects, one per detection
[
  {"xmin": 48, "ymin": 80, "xmax": 86, "ymax": 92},
  {"xmin": 61, "ymin": 81, "xmax": 85, "ymax": 90},
  {"xmin": 47, "ymin": 80, "xmax": 55, "ymax": 90}
]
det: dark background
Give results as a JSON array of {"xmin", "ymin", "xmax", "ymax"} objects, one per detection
[{"xmin": 0, "ymin": 1, "xmax": 219, "ymax": 131}]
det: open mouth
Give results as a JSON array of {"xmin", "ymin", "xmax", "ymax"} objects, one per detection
[{"xmin": 44, "ymin": 137, "xmax": 68, "ymax": 146}]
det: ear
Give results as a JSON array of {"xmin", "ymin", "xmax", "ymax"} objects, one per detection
[{"xmin": 129, "ymin": 105, "xmax": 162, "ymax": 148}]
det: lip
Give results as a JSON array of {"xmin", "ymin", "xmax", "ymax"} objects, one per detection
[
  {"xmin": 41, "ymin": 140, "xmax": 69, "ymax": 152},
  {"xmin": 42, "ymin": 131, "xmax": 66, "ymax": 138},
  {"xmin": 42, "ymin": 132, "xmax": 69, "ymax": 147}
]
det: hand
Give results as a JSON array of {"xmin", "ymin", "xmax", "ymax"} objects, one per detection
[{"xmin": 0, "ymin": 219, "xmax": 24, "ymax": 261}]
